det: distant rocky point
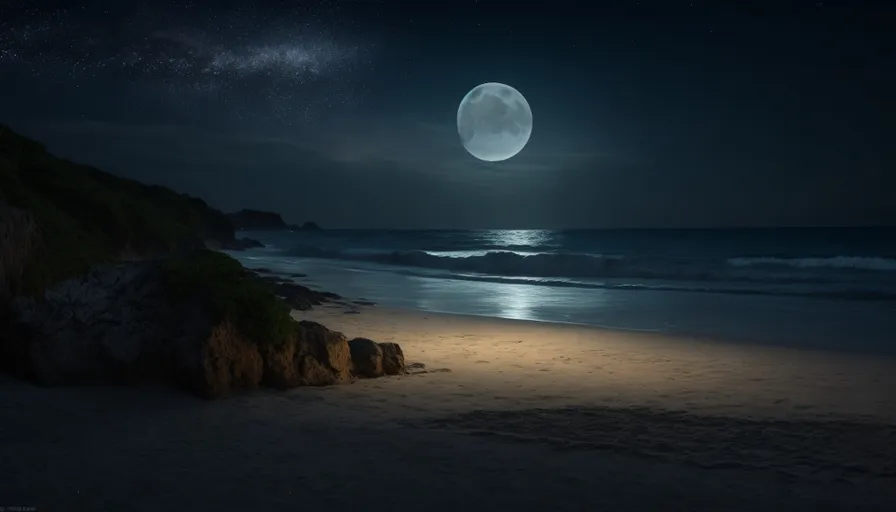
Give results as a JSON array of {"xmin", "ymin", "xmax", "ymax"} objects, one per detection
[{"xmin": 227, "ymin": 209, "xmax": 321, "ymax": 232}]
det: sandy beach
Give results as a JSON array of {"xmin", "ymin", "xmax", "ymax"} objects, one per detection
[
  {"xmin": 301, "ymin": 304, "xmax": 896, "ymax": 422},
  {"xmin": 2, "ymin": 303, "xmax": 895, "ymax": 511}
]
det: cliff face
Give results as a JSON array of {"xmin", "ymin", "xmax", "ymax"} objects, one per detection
[
  {"xmin": 7, "ymin": 252, "xmax": 406, "ymax": 397},
  {"xmin": 0, "ymin": 194, "xmax": 40, "ymax": 305}
]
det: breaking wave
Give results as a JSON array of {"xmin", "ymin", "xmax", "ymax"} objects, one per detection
[{"xmin": 280, "ymin": 245, "xmax": 896, "ymax": 300}]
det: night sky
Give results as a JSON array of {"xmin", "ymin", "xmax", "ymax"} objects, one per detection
[{"xmin": 1, "ymin": 1, "xmax": 893, "ymax": 229}]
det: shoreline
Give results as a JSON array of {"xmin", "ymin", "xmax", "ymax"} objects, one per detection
[{"xmin": 240, "ymin": 256, "xmax": 896, "ymax": 357}]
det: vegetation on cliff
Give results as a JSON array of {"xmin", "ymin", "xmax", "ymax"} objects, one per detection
[
  {"xmin": 161, "ymin": 250, "xmax": 296, "ymax": 346},
  {"xmin": 227, "ymin": 209, "xmax": 288, "ymax": 231},
  {"xmin": 0, "ymin": 125, "xmax": 237, "ymax": 295}
]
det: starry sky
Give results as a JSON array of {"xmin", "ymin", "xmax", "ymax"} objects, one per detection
[{"xmin": 1, "ymin": 0, "xmax": 893, "ymax": 229}]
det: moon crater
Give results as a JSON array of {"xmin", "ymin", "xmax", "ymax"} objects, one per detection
[{"xmin": 456, "ymin": 82, "xmax": 533, "ymax": 162}]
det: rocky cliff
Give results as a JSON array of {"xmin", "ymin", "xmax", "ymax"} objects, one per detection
[
  {"xmin": 0, "ymin": 126, "xmax": 404, "ymax": 397},
  {"xmin": 7, "ymin": 250, "xmax": 405, "ymax": 398}
]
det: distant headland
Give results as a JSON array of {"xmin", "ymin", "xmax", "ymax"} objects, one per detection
[{"xmin": 226, "ymin": 209, "xmax": 321, "ymax": 232}]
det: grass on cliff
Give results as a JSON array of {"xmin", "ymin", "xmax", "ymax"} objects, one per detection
[
  {"xmin": 161, "ymin": 250, "xmax": 296, "ymax": 346},
  {"xmin": 0, "ymin": 125, "xmax": 234, "ymax": 295}
]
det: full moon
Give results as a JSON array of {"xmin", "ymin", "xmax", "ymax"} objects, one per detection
[{"xmin": 456, "ymin": 82, "xmax": 533, "ymax": 162}]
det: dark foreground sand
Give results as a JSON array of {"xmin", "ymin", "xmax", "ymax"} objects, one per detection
[{"xmin": 2, "ymin": 305, "xmax": 895, "ymax": 511}]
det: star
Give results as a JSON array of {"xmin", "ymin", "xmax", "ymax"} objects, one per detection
[{"xmin": 0, "ymin": 3, "xmax": 375, "ymax": 123}]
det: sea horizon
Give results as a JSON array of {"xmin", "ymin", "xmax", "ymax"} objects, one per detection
[{"xmin": 262, "ymin": 225, "xmax": 896, "ymax": 232}]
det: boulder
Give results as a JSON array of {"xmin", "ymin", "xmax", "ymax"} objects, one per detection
[
  {"xmin": 260, "ymin": 325, "xmax": 355, "ymax": 388},
  {"xmin": 295, "ymin": 321, "xmax": 354, "ymax": 385},
  {"xmin": 178, "ymin": 320, "xmax": 264, "ymax": 399},
  {"xmin": 260, "ymin": 323, "xmax": 359, "ymax": 387},
  {"xmin": 348, "ymin": 338, "xmax": 407, "ymax": 378},
  {"xmin": 380, "ymin": 342, "xmax": 407, "ymax": 375},
  {"xmin": 349, "ymin": 337, "xmax": 384, "ymax": 377}
]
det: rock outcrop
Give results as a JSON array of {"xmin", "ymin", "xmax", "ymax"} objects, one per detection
[
  {"xmin": 179, "ymin": 320, "xmax": 265, "ymax": 399},
  {"xmin": 5, "ymin": 257, "xmax": 404, "ymax": 398},
  {"xmin": 258, "ymin": 277, "xmax": 341, "ymax": 311},
  {"xmin": 260, "ymin": 320, "xmax": 355, "ymax": 388},
  {"xmin": 348, "ymin": 337, "xmax": 407, "ymax": 378},
  {"xmin": 349, "ymin": 338, "xmax": 384, "ymax": 377}
]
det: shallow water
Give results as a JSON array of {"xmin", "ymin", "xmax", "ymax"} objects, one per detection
[{"xmin": 232, "ymin": 251, "xmax": 896, "ymax": 356}]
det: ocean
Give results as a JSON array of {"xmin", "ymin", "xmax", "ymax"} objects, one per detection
[{"xmin": 227, "ymin": 228, "xmax": 896, "ymax": 355}]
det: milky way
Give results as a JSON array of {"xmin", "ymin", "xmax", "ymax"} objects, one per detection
[{"xmin": 0, "ymin": 3, "xmax": 375, "ymax": 123}]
